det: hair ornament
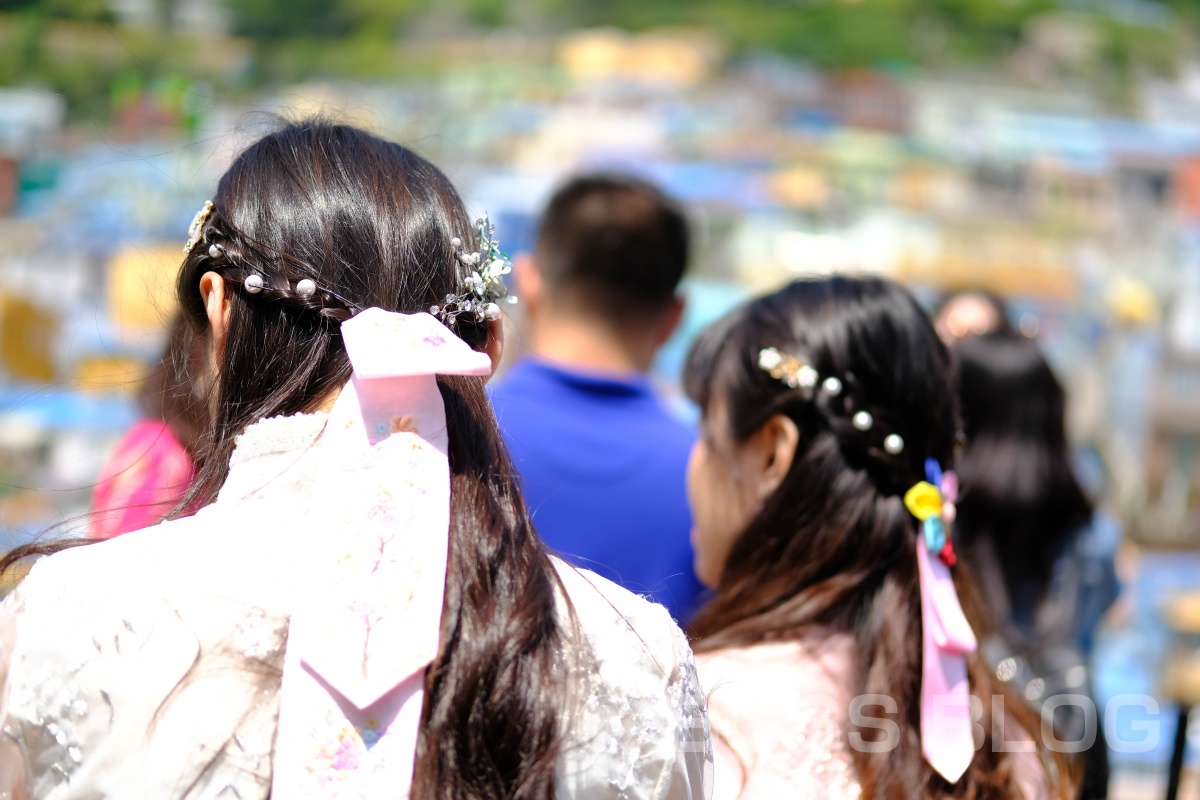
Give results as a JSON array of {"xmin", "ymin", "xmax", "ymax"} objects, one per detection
[
  {"xmin": 883, "ymin": 433, "xmax": 905, "ymax": 454},
  {"xmin": 243, "ymin": 273, "xmax": 265, "ymax": 294},
  {"xmin": 296, "ymin": 278, "xmax": 317, "ymax": 299},
  {"xmin": 851, "ymin": 410, "xmax": 873, "ymax": 431},
  {"xmin": 903, "ymin": 458, "xmax": 958, "ymax": 567},
  {"xmin": 208, "ymin": 243, "xmax": 222, "ymax": 260},
  {"xmin": 757, "ymin": 347, "xmax": 818, "ymax": 395},
  {"xmin": 273, "ymin": 309, "xmax": 492, "ymax": 795},
  {"xmin": 430, "ymin": 214, "xmax": 515, "ymax": 327},
  {"xmin": 183, "ymin": 200, "xmax": 215, "ymax": 255},
  {"xmin": 820, "ymin": 376, "xmax": 842, "ymax": 397},
  {"xmin": 907, "ymin": 455, "xmax": 976, "ymax": 784}
]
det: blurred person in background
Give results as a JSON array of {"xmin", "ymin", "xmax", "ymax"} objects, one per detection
[
  {"xmin": 89, "ymin": 313, "xmax": 206, "ymax": 538},
  {"xmin": 0, "ymin": 122, "xmax": 709, "ymax": 799},
  {"xmin": 933, "ymin": 288, "xmax": 1017, "ymax": 344},
  {"xmin": 954, "ymin": 332, "xmax": 1120, "ymax": 799},
  {"xmin": 491, "ymin": 173, "xmax": 705, "ymax": 622},
  {"xmin": 683, "ymin": 276, "xmax": 1067, "ymax": 799}
]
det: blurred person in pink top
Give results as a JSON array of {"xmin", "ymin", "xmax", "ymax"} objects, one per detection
[
  {"xmin": 90, "ymin": 314, "xmax": 206, "ymax": 538},
  {"xmin": 682, "ymin": 276, "xmax": 1072, "ymax": 800}
]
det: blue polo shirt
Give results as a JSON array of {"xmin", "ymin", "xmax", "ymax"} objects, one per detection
[{"xmin": 490, "ymin": 358, "xmax": 706, "ymax": 623}]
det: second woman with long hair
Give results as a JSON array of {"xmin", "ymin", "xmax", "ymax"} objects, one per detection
[{"xmin": 683, "ymin": 276, "xmax": 1069, "ymax": 799}]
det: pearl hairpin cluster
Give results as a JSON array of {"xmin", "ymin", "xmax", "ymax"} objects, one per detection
[
  {"xmin": 199, "ymin": 240, "xmax": 319, "ymax": 301},
  {"xmin": 183, "ymin": 200, "xmax": 512, "ymax": 324},
  {"xmin": 757, "ymin": 347, "xmax": 905, "ymax": 455},
  {"xmin": 430, "ymin": 214, "xmax": 517, "ymax": 327}
]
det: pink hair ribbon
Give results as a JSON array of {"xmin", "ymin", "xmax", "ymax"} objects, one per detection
[
  {"xmin": 907, "ymin": 463, "xmax": 978, "ymax": 784},
  {"xmin": 272, "ymin": 309, "xmax": 491, "ymax": 798},
  {"xmin": 917, "ymin": 538, "xmax": 978, "ymax": 783}
]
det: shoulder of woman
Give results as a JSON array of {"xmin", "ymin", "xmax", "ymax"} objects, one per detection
[
  {"xmin": 695, "ymin": 636, "xmax": 861, "ymax": 800},
  {"xmin": 695, "ymin": 632, "xmax": 857, "ymax": 710},
  {"xmin": 4, "ymin": 507, "xmax": 231, "ymax": 627},
  {"xmin": 551, "ymin": 556, "xmax": 684, "ymax": 659},
  {"xmin": 550, "ymin": 557, "xmax": 712, "ymax": 800}
]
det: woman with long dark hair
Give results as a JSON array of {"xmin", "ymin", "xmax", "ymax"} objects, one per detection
[
  {"xmin": 0, "ymin": 121, "xmax": 710, "ymax": 799},
  {"xmin": 683, "ymin": 276, "xmax": 1069, "ymax": 799},
  {"xmin": 954, "ymin": 332, "xmax": 1119, "ymax": 799}
]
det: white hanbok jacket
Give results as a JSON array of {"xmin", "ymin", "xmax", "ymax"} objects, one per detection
[{"xmin": 0, "ymin": 407, "xmax": 712, "ymax": 799}]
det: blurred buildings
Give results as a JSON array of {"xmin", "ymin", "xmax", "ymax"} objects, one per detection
[{"xmin": 0, "ymin": 24, "xmax": 1198, "ymax": 545}]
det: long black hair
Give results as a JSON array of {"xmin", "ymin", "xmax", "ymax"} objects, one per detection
[
  {"xmin": 684, "ymin": 276, "xmax": 1071, "ymax": 799},
  {"xmin": 5, "ymin": 120, "xmax": 565, "ymax": 798},
  {"xmin": 953, "ymin": 332, "xmax": 1094, "ymax": 604}
]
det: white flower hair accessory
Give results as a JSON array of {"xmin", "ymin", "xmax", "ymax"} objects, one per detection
[{"xmin": 430, "ymin": 214, "xmax": 516, "ymax": 326}]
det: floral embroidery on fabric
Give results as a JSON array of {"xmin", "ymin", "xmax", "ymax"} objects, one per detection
[
  {"xmin": 12, "ymin": 660, "xmax": 89, "ymax": 780},
  {"xmin": 555, "ymin": 575, "xmax": 713, "ymax": 800},
  {"xmin": 304, "ymin": 717, "xmax": 396, "ymax": 798},
  {"xmin": 669, "ymin": 646, "xmax": 712, "ymax": 762},
  {"xmin": 762, "ymin": 705, "xmax": 862, "ymax": 798}
]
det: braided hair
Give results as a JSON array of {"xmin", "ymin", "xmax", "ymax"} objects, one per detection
[{"xmin": 5, "ymin": 121, "xmax": 566, "ymax": 799}]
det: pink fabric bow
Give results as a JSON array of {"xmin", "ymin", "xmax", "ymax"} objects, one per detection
[
  {"xmin": 272, "ymin": 309, "xmax": 491, "ymax": 798},
  {"xmin": 917, "ymin": 535, "xmax": 978, "ymax": 784}
]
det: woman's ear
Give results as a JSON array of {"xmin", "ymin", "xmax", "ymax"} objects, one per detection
[
  {"xmin": 483, "ymin": 317, "xmax": 505, "ymax": 384},
  {"xmin": 198, "ymin": 271, "xmax": 232, "ymax": 356},
  {"xmin": 748, "ymin": 413, "xmax": 800, "ymax": 499}
]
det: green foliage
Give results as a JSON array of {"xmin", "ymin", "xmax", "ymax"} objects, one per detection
[
  {"xmin": 229, "ymin": 0, "xmax": 355, "ymax": 40},
  {"xmin": 0, "ymin": 0, "xmax": 1193, "ymax": 124}
]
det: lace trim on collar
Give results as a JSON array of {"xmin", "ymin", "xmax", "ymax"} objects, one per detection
[{"xmin": 228, "ymin": 410, "xmax": 331, "ymax": 468}]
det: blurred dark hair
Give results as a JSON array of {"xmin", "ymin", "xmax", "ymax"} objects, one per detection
[
  {"xmin": 953, "ymin": 333, "xmax": 1093, "ymax": 596},
  {"xmin": 137, "ymin": 312, "xmax": 207, "ymax": 457},
  {"xmin": 535, "ymin": 173, "xmax": 689, "ymax": 321},
  {"xmin": 684, "ymin": 276, "xmax": 1071, "ymax": 799},
  {"xmin": 933, "ymin": 288, "xmax": 1018, "ymax": 340},
  {"xmin": 6, "ymin": 120, "xmax": 565, "ymax": 798}
]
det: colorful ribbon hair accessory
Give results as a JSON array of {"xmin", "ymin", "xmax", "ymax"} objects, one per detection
[
  {"xmin": 905, "ymin": 458, "xmax": 977, "ymax": 784},
  {"xmin": 272, "ymin": 309, "xmax": 491, "ymax": 798}
]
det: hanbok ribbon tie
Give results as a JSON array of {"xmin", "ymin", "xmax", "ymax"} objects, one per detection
[
  {"xmin": 272, "ymin": 309, "xmax": 491, "ymax": 798},
  {"xmin": 904, "ymin": 459, "xmax": 978, "ymax": 784}
]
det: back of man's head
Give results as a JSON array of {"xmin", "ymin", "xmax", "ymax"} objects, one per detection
[{"xmin": 535, "ymin": 174, "xmax": 689, "ymax": 323}]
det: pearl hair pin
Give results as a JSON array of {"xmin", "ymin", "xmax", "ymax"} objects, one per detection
[{"xmin": 758, "ymin": 344, "xmax": 913, "ymax": 463}]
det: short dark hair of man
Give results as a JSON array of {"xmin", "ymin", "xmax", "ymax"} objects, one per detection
[{"xmin": 535, "ymin": 174, "xmax": 689, "ymax": 322}]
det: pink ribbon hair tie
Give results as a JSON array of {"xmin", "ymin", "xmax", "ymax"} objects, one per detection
[
  {"xmin": 917, "ymin": 538, "xmax": 978, "ymax": 783},
  {"xmin": 905, "ymin": 459, "xmax": 978, "ymax": 784},
  {"xmin": 272, "ymin": 309, "xmax": 492, "ymax": 798}
]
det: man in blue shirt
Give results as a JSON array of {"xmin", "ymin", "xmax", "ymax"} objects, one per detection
[{"xmin": 490, "ymin": 174, "xmax": 705, "ymax": 623}]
